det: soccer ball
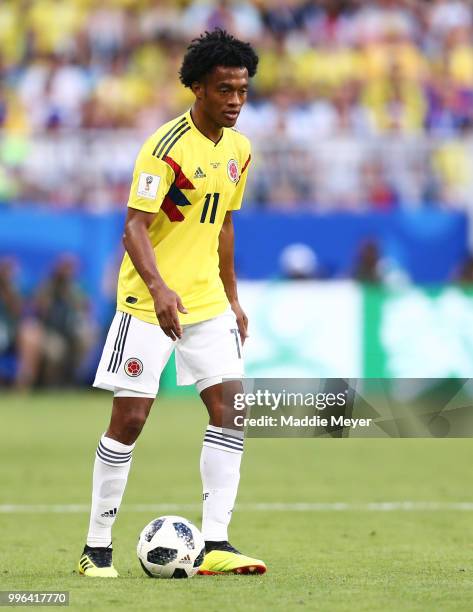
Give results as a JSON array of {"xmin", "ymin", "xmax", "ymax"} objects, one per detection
[{"xmin": 137, "ymin": 515, "xmax": 205, "ymax": 578}]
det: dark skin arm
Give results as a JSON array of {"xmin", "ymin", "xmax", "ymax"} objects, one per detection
[
  {"xmin": 218, "ymin": 211, "xmax": 248, "ymax": 344},
  {"xmin": 123, "ymin": 208, "xmax": 187, "ymax": 340}
]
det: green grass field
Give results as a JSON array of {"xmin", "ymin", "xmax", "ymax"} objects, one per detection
[{"xmin": 1, "ymin": 390, "xmax": 473, "ymax": 611}]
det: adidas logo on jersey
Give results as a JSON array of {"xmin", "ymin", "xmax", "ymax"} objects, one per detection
[
  {"xmin": 101, "ymin": 507, "xmax": 117, "ymax": 518},
  {"xmin": 193, "ymin": 167, "xmax": 206, "ymax": 178},
  {"xmin": 180, "ymin": 554, "xmax": 192, "ymax": 564}
]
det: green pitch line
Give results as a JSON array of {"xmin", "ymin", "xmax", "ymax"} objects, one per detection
[{"xmin": 1, "ymin": 391, "xmax": 473, "ymax": 611}]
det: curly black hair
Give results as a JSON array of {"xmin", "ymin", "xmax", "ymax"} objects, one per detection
[{"xmin": 179, "ymin": 29, "xmax": 259, "ymax": 87}]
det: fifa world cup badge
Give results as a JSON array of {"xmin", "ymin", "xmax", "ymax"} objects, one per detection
[{"xmin": 137, "ymin": 172, "xmax": 160, "ymax": 199}]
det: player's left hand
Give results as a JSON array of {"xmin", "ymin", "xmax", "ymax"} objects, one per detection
[{"xmin": 230, "ymin": 300, "xmax": 249, "ymax": 345}]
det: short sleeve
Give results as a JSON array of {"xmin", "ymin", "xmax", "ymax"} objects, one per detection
[
  {"xmin": 127, "ymin": 143, "xmax": 175, "ymax": 213},
  {"xmin": 228, "ymin": 145, "xmax": 252, "ymax": 212}
]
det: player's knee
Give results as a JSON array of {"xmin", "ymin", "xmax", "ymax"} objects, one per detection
[
  {"xmin": 121, "ymin": 409, "xmax": 148, "ymax": 439},
  {"xmin": 109, "ymin": 402, "xmax": 150, "ymax": 444},
  {"xmin": 207, "ymin": 402, "xmax": 241, "ymax": 429}
]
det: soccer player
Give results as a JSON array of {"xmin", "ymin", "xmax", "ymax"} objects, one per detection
[{"xmin": 78, "ymin": 30, "xmax": 266, "ymax": 577}]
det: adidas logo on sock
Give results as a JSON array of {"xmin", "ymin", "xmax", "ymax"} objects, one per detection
[
  {"xmin": 193, "ymin": 166, "xmax": 206, "ymax": 179},
  {"xmin": 180, "ymin": 554, "xmax": 192, "ymax": 564},
  {"xmin": 101, "ymin": 507, "xmax": 117, "ymax": 518}
]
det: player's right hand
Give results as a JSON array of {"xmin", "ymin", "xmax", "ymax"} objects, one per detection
[{"xmin": 153, "ymin": 286, "xmax": 188, "ymax": 341}]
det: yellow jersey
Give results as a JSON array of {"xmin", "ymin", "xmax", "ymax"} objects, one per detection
[{"xmin": 117, "ymin": 109, "xmax": 252, "ymax": 325}]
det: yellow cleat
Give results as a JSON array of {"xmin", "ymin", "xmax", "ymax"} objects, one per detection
[
  {"xmin": 197, "ymin": 542, "xmax": 266, "ymax": 575},
  {"xmin": 78, "ymin": 544, "xmax": 119, "ymax": 578}
]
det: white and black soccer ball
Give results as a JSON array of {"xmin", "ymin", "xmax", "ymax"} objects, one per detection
[{"xmin": 137, "ymin": 515, "xmax": 205, "ymax": 578}]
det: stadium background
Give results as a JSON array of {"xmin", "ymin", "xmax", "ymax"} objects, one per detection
[{"xmin": 2, "ymin": 0, "xmax": 473, "ymax": 388}]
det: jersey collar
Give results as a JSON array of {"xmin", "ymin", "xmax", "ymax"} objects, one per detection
[{"xmin": 186, "ymin": 109, "xmax": 225, "ymax": 147}]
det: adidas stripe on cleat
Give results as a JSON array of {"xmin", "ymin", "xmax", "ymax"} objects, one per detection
[
  {"xmin": 100, "ymin": 507, "xmax": 117, "ymax": 518},
  {"xmin": 78, "ymin": 544, "xmax": 118, "ymax": 578},
  {"xmin": 198, "ymin": 541, "xmax": 266, "ymax": 576}
]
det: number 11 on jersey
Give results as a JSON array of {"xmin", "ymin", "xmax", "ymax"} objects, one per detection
[{"xmin": 200, "ymin": 193, "xmax": 220, "ymax": 224}]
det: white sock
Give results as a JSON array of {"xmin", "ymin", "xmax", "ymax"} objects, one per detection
[
  {"xmin": 86, "ymin": 434, "xmax": 135, "ymax": 547},
  {"xmin": 200, "ymin": 425, "xmax": 243, "ymax": 542}
]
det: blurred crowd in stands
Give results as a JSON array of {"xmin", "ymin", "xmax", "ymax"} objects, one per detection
[
  {"xmin": 1, "ymin": 0, "xmax": 473, "ymax": 210},
  {"xmin": 0, "ymin": 255, "xmax": 97, "ymax": 388},
  {"xmin": 3, "ymin": 239, "xmax": 473, "ymax": 388}
]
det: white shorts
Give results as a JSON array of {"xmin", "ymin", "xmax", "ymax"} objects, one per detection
[{"xmin": 93, "ymin": 307, "xmax": 244, "ymax": 397}]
